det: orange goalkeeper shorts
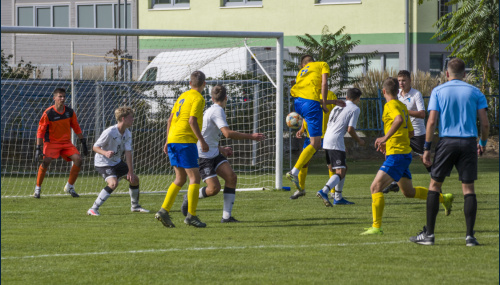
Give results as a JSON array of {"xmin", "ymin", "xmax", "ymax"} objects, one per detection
[{"xmin": 43, "ymin": 142, "xmax": 80, "ymax": 161}]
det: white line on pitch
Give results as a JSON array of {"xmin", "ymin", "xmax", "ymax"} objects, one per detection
[{"xmin": 2, "ymin": 235, "xmax": 498, "ymax": 260}]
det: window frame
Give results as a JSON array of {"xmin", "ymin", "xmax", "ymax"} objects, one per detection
[
  {"xmin": 17, "ymin": 5, "xmax": 70, "ymax": 28},
  {"xmin": 76, "ymin": 3, "xmax": 132, "ymax": 29},
  {"xmin": 221, "ymin": 0, "xmax": 263, "ymax": 8},
  {"xmin": 314, "ymin": 0, "xmax": 361, "ymax": 5},
  {"xmin": 151, "ymin": 0, "xmax": 190, "ymax": 10}
]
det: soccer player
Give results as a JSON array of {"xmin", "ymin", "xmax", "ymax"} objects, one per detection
[
  {"xmin": 383, "ymin": 70, "xmax": 431, "ymax": 194},
  {"xmin": 316, "ymin": 88, "xmax": 365, "ymax": 206},
  {"xmin": 286, "ymin": 55, "xmax": 345, "ymax": 191},
  {"xmin": 179, "ymin": 85, "xmax": 266, "ymax": 223},
  {"xmin": 360, "ymin": 78, "xmax": 453, "ymax": 236},
  {"xmin": 155, "ymin": 70, "xmax": 209, "ymax": 228},
  {"xmin": 290, "ymin": 90, "xmax": 343, "ymax": 200},
  {"xmin": 33, "ymin": 87, "xmax": 89, "ymax": 198},
  {"xmin": 410, "ymin": 58, "xmax": 489, "ymax": 246},
  {"xmin": 87, "ymin": 107, "xmax": 149, "ymax": 216}
]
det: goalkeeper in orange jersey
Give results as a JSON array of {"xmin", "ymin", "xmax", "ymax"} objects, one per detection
[{"xmin": 33, "ymin": 87, "xmax": 89, "ymax": 198}]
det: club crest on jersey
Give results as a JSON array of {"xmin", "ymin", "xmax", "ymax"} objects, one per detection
[
  {"xmin": 336, "ymin": 160, "xmax": 341, "ymax": 165},
  {"xmin": 204, "ymin": 168, "xmax": 211, "ymax": 175},
  {"xmin": 106, "ymin": 169, "xmax": 113, "ymax": 175}
]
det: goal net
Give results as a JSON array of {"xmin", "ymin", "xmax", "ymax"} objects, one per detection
[{"xmin": 1, "ymin": 27, "xmax": 284, "ymax": 197}]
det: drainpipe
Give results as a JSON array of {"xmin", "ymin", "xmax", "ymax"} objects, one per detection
[{"xmin": 405, "ymin": 0, "xmax": 410, "ymax": 71}]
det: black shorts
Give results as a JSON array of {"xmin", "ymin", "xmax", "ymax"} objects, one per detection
[
  {"xmin": 410, "ymin": 134, "xmax": 425, "ymax": 155},
  {"xmin": 199, "ymin": 154, "xmax": 228, "ymax": 181},
  {"xmin": 325, "ymin": 149, "xmax": 346, "ymax": 169},
  {"xmin": 431, "ymin": 137, "xmax": 477, "ymax": 183},
  {"xmin": 95, "ymin": 160, "xmax": 129, "ymax": 181},
  {"xmin": 324, "ymin": 150, "xmax": 331, "ymax": 165}
]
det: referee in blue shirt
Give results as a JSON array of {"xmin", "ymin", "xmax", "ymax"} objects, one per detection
[{"xmin": 410, "ymin": 58, "xmax": 489, "ymax": 246}]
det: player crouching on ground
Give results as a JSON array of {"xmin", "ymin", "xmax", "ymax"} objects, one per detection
[
  {"xmin": 180, "ymin": 85, "xmax": 266, "ymax": 223},
  {"xmin": 87, "ymin": 107, "xmax": 149, "ymax": 216},
  {"xmin": 34, "ymin": 87, "xmax": 89, "ymax": 198},
  {"xmin": 316, "ymin": 88, "xmax": 365, "ymax": 207},
  {"xmin": 360, "ymin": 78, "xmax": 453, "ymax": 236}
]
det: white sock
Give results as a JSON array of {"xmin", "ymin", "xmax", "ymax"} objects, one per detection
[
  {"xmin": 199, "ymin": 186, "xmax": 207, "ymax": 199},
  {"xmin": 129, "ymin": 187, "xmax": 139, "ymax": 207},
  {"xmin": 35, "ymin": 186, "xmax": 41, "ymax": 191},
  {"xmin": 93, "ymin": 189, "xmax": 110, "ymax": 209},
  {"xmin": 65, "ymin": 182, "xmax": 73, "ymax": 188},
  {"xmin": 322, "ymin": 174, "xmax": 341, "ymax": 194},
  {"xmin": 290, "ymin": 167, "xmax": 300, "ymax": 176},
  {"xmin": 222, "ymin": 193, "xmax": 235, "ymax": 219},
  {"xmin": 335, "ymin": 178, "xmax": 345, "ymax": 200}
]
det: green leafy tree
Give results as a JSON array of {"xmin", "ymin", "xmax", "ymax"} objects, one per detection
[
  {"xmin": 419, "ymin": 0, "xmax": 499, "ymax": 94},
  {"xmin": 285, "ymin": 25, "xmax": 378, "ymax": 93},
  {"xmin": 1, "ymin": 49, "xmax": 35, "ymax": 79}
]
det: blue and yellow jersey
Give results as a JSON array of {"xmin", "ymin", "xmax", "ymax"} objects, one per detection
[
  {"xmin": 382, "ymin": 99, "xmax": 414, "ymax": 155},
  {"xmin": 168, "ymin": 89, "xmax": 205, "ymax": 144},
  {"xmin": 291, "ymin": 61, "xmax": 330, "ymax": 102},
  {"xmin": 303, "ymin": 91, "xmax": 337, "ymax": 138}
]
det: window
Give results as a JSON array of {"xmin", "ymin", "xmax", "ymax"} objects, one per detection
[
  {"xmin": 152, "ymin": 0, "xmax": 190, "ymax": 9},
  {"xmin": 140, "ymin": 67, "xmax": 158, "ymax": 82},
  {"xmin": 223, "ymin": 0, "xmax": 263, "ymax": 7},
  {"xmin": 315, "ymin": 0, "xmax": 361, "ymax": 4},
  {"xmin": 429, "ymin": 54, "xmax": 444, "ymax": 77},
  {"xmin": 346, "ymin": 53, "xmax": 399, "ymax": 78},
  {"xmin": 77, "ymin": 3, "xmax": 131, "ymax": 28},
  {"xmin": 438, "ymin": 0, "xmax": 452, "ymax": 19},
  {"xmin": 17, "ymin": 5, "xmax": 69, "ymax": 27}
]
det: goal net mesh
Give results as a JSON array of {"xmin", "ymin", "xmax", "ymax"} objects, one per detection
[{"xmin": 1, "ymin": 31, "xmax": 281, "ymax": 197}]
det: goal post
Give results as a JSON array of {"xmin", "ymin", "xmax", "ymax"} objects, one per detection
[{"xmin": 1, "ymin": 26, "xmax": 284, "ymax": 197}]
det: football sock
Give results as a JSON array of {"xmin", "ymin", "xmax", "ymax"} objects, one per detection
[
  {"xmin": 328, "ymin": 169, "xmax": 334, "ymax": 178},
  {"xmin": 187, "ymin": 183, "xmax": 200, "ymax": 216},
  {"xmin": 290, "ymin": 167, "xmax": 300, "ymax": 176},
  {"xmin": 426, "ymin": 190, "xmax": 440, "ymax": 235},
  {"xmin": 223, "ymin": 186, "xmax": 236, "ymax": 219},
  {"xmin": 68, "ymin": 165, "xmax": 80, "ymax": 185},
  {"xmin": 334, "ymin": 177, "xmax": 345, "ymax": 196},
  {"xmin": 464, "ymin": 194, "xmax": 477, "ymax": 237},
  {"xmin": 129, "ymin": 185, "xmax": 140, "ymax": 207},
  {"xmin": 298, "ymin": 167, "xmax": 308, "ymax": 190},
  {"xmin": 414, "ymin": 187, "xmax": 445, "ymax": 203},
  {"xmin": 371, "ymin": 192, "xmax": 384, "ymax": 229},
  {"xmin": 323, "ymin": 174, "xmax": 341, "ymax": 194},
  {"xmin": 198, "ymin": 186, "xmax": 208, "ymax": 199},
  {"xmin": 161, "ymin": 183, "xmax": 182, "ymax": 212},
  {"xmin": 294, "ymin": 145, "xmax": 316, "ymax": 170},
  {"xmin": 92, "ymin": 186, "xmax": 112, "ymax": 209},
  {"xmin": 36, "ymin": 165, "xmax": 47, "ymax": 187}
]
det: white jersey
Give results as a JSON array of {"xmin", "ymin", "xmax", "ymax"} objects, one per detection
[
  {"xmin": 398, "ymin": 88, "xmax": 426, "ymax": 136},
  {"xmin": 197, "ymin": 104, "xmax": 229, "ymax": 159},
  {"xmin": 323, "ymin": 101, "xmax": 360, "ymax": 151},
  {"xmin": 94, "ymin": 125, "xmax": 132, "ymax": 167}
]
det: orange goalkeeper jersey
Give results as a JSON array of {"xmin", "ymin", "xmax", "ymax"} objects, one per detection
[{"xmin": 37, "ymin": 105, "xmax": 82, "ymax": 143}]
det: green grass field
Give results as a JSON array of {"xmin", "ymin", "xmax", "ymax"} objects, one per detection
[{"xmin": 2, "ymin": 158, "xmax": 498, "ymax": 284}]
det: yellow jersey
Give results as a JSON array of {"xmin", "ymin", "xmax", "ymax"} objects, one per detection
[
  {"xmin": 291, "ymin": 61, "xmax": 330, "ymax": 102},
  {"xmin": 168, "ymin": 89, "xmax": 205, "ymax": 144},
  {"xmin": 382, "ymin": 99, "xmax": 414, "ymax": 155},
  {"xmin": 303, "ymin": 91, "xmax": 337, "ymax": 138}
]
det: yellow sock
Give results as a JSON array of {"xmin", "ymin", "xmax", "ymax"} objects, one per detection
[
  {"xmin": 328, "ymin": 169, "xmax": 334, "ymax": 178},
  {"xmin": 294, "ymin": 145, "xmax": 316, "ymax": 170},
  {"xmin": 439, "ymin": 193, "xmax": 444, "ymax": 203},
  {"xmin": 161, "ymin": 183, "xmax": 182, "ymax": 212},
  {"xmin": 414, "ymin": 186, "xmax": 428, "ymax": 200},
  {"xmin": 187, "ymin": 183, "xmax": 200, "ymax": 216},
  {"xmin": 372, "ymin": 192, "xmax": 385, "ymax": 229},
  {"xmin": 298, "ymin": 167, "xmax": 308, "ymax": 190}
]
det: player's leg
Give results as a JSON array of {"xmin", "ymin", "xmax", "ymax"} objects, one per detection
[
  {"xmin": 360, "ymin": 170, "xmax": 393, "ymax": 235},
  {"xmin": 184, "ymin": 167, "xmax": 206, "ymax": 227},
  {"xmin": 87, "ymin": 175, "xmax": 119, "ymax": 216},
  {"xmin": 290, "ymin": 138, "xmax": 310, "ymax": 199},
  {"xmin": 63, "ymin": 145, "xmax": 82, "ymax": 197},
  {"xmin": 127, "ymin": 175, "xmax": 149, "ymax": 213},
  {"xmin": 156, "ymin": 166, "xmax": 185, "ymax": 228},
  {"xmin": 34, "ymin": 156, "xmax": 53, "ymax": 198},
  {"xmin": 316, "ymin": 150, "xmax": 341, "ymax": 207},
  {"xmin": 216, "ymin": 162, "xmax": 239, "ymax": 222},
  {"xmin": 182, "ymin": 176, "xmax": 220, "ymax": 217}
]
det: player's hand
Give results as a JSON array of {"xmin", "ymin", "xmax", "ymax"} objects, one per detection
[
  {"xmin": 221, "ymin": 146, "xmax": 233, "ymax": 157},
  {"xmin": 80, "ymin": 138, "xmax": 89, "ymax": 156},
  {"xmin": 127, "ymin": 172, "xmax": 138, "ymax": 185},
  {"xmin": 374, "ymin": 137, "xmax": 386, "ymax": 150},
  {"xmin": 35, "ymin": 145, "xmax": 44, "ymax": 162},
  {"xmin": 423, "ymin": 150, "xmax": 432, "ymax": 167},
  {"xmin": 163, "ymin": 141, "xmax": 169, "ymax": 155},
  {"xmin": 358, "ymin": 139, "xmax": 366, "ymax": 147},
  {"xmin": 200, "ymin": 141, "xmax": 209, "ymax": 152},
  {"xmin": 377, "ymin": 143, "xmax": 386, "ymax": 154},
  {"xmin": 252, "ymin": 133, "xmax": 266, "ymax": 141},
  {"xmin": 295, "ymin": 129, "xmax": 304, "ymax": 138},
  {"xmin": 477, "ymin": 144, "xmax": 485, "ymax": 156},
  {"xmin": 334, "ymin": 100, "xmax": 346, "ymax": 107},
  {"xmin": 322, "ymin": 106, "xmax": 329, "ymax": 113},
  {"xmin": 104, "ymin": 151, "xmax": 115, "ymax": 158}
]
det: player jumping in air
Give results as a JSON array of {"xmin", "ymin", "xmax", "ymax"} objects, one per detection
[
  {"xmin": 180, "ymin": 85, "xmax": 266, "ymax": 223},
  {"xmin": 34, "ymin": 87, "xmax": 89, "ymax": 198},
  {"xmin": 155, "ymin": 71, "xmax": 209, "ymax": 228},
  {"xmin": 87, "ymin": 107, "xmax": 149, "ymax": 216}
]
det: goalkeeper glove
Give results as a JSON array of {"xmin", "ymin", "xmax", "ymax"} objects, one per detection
[
  {"xmin": 80, "ymin": 138, "xmax": 89, "ymax": 156},
  {"xmin": 35, "ymin": 145, "xmax": 43, "ymax": 162}
]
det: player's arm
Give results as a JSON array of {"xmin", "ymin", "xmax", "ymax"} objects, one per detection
[
  {"xmin": 408, "ymin": 93, "xmax": 426, "ymax": 119},
  {"xmin": 422, "ymin": 110, "xmax": 439, "ymax": 166},
  {"xmin": 70, "ymin": 113, "xmax": 88, "ymax": 155},
  {"xmin": 407, "ymin": 109, "xmax": 425, "ymax": 119},
  {"xmin": 220, "ymin": 127, "xmax": 266, "ymax": 141},
  {"xmin": 347, "ymin": 126, "xmax": 365, "ymax": 146},
  {"xmin": 163, "ymin": 113, "xmax": 174, "ymax": 154},
  {"xmin": 477, "ymin": 108, "xmax": 489, "ymax": 156},
  {"xmin": 374, "ymin": 115, "xmax": 403, "ymax": 150},
  {"xmin": 408, "ymin": 130, "xmax": 414, "ymax": 139},
  {"xmin": 321, "ymin": 73, "xmax": 329, "ymax": 113},
  {"xmin": 218, "ymin": 145, "xmax": 233, "ymax": 157},
  {"xmin": 295, "ymin": 120, "xmax": 306, "ymax": 138},
  {"xmin": 35, "ymin": 114, "xmax": 48, "ymax": 161},
  {"xmin": 92, "ymin": 146, "xmax": 114, "ymax": 158},
  {"xmin": 189, "ymin": 116, "xmax": 208, "ymax": 152},
  {"xmin": 324, "ymin": 99, "xmax": 346, "ymax": 108},
  {"xmin": 124, "ymin": 150, "xmax": 138, "ymax": 184}
]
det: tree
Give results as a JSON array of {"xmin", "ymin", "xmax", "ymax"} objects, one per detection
[
  {"xmin": 1, "ymin": 49, "xmax": 35, "ymax": 79},
  {"xmin": 419, "ymin": 0, "xmax": 499, "ymax": 94},
  {"xmin": 285, "ymin": 25, "xmax": 378, "ymax": 93}
]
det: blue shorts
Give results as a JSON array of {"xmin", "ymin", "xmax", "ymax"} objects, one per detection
[
  {"xmin": 302, "ymin": 137, "xmax": 323, "ymax": 149},
  {"xmin": 380, "ymin": 153, "xmax": 412, "ymax": 182},
  {"xmin": 294, "ymin": 97, "xmax": 323, "ymax": 137},
  {"xmin": 167, "ymin": 143, "xmax": 199, "ymax": 169}
]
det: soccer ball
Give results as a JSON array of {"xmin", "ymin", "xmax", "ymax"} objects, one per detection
[{"xmin": 286, "ymin": 112, "xmax": 303, "ymax": 129}]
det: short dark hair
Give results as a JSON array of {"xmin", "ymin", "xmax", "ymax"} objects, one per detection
[
  {"xmin": 397, "ymin": 70, "xmax": 411, "ymax": 79},
  {"xmin": 190, "ymin": 71, "xmax": 206, "ymax": 88},
  {"xmin": 383, "ymin": 77, "xmax": 399, "ymax": 96},
  {"xmin": 211, "ymin": 85, "xmax": 227, "ymax": 102},
  {"xmin": 53, "ymin": 87, "xmax": 66, "ymax": 96},
  {"xmin": 300, "ymin": 55, "xmax": 314, "ymax": 66},
  {"xmin": 448, "ymin": 58, "xmax": 465, "ymax": 75},
  {"xmin": 346, "ymin": 88, "xmax": 362, "ymax": 101}
]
